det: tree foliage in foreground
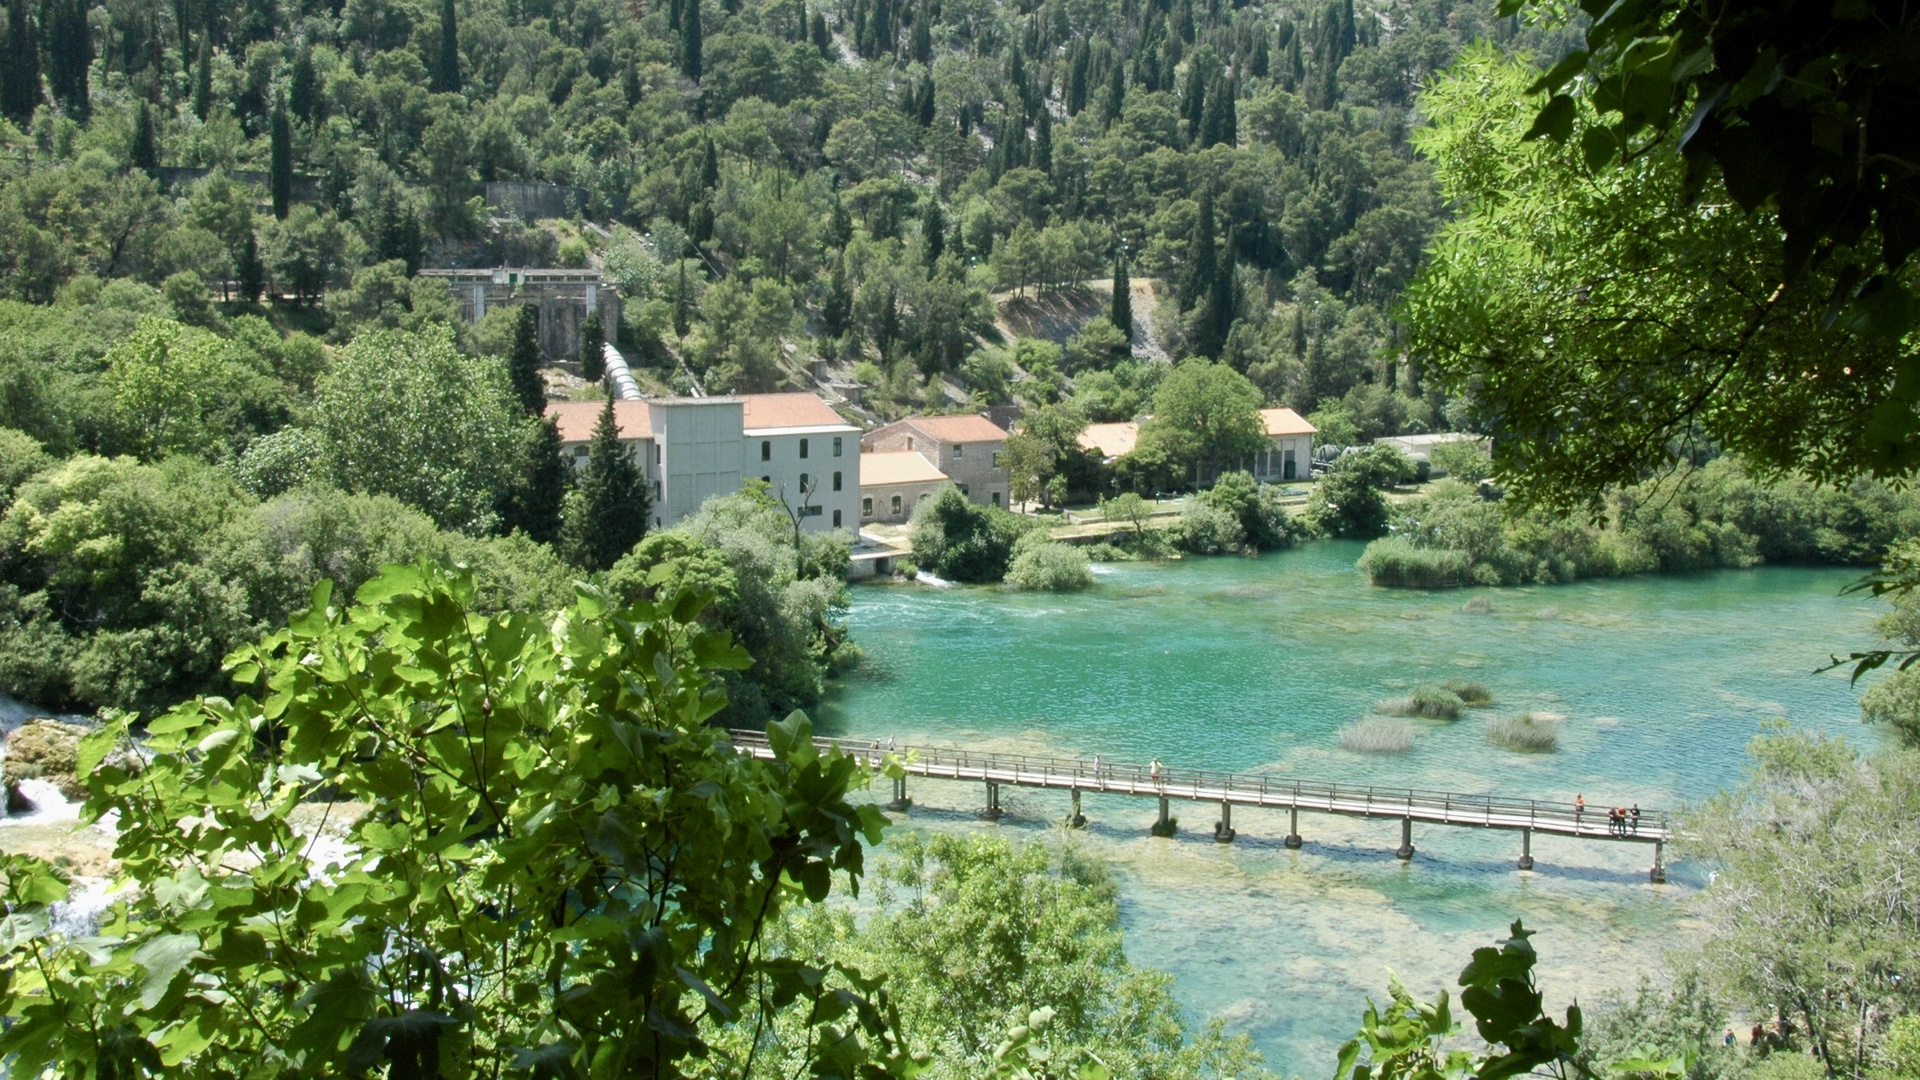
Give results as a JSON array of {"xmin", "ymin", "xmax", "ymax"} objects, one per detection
[
  {"xmin": 0, "ymin": 563, "xmax": 915, "ymax": 1079},
  {"xmin": 1402, "ymin": 48, "xmax": 1917, "ymax": 512}
]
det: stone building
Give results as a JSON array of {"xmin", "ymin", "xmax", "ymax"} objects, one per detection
[
  {"xmin": 861, "ymin": 414, "xmax": 1011, "ymax": 509},
  {"xmin": 418, "ymin": 267, "xmax": 621, "ymax": 362}
]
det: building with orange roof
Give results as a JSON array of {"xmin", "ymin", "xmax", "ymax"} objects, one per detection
[
  {"xmin": 861, "ymin": 413, "xmax": 1011, "ymax": 511},
  {"xmin": 1071, "ymin": 408, "xmax": 1316, "ymax": 485},
  {"xmin": 858, "ymin": 450, "xmax": 951, "ymax": 523}
]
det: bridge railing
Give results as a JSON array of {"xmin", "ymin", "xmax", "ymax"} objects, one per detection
[{"xmin": 727, "ymin": 730, "xmax": 1668, "ymax": 838}]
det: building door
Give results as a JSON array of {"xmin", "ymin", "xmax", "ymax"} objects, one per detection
[{"xmin": 1283, "ymin": 450, "xmax": 1297, "ymax": 480}]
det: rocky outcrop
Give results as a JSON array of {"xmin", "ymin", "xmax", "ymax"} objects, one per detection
[{"xmin": 3, "ymin": 718, "xmax": 95, "ymax": 807}]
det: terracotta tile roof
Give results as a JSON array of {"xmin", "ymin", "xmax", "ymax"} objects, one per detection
[
  {"xmin": 1261, "ymin": 407, "xmax": 1316, "ymax": 437},
  {"xmin": 546, "ymin": 399, "xmax": 652, "ymax": 442},
  {"xmin": 861, "ymin": 451, "xmax": 948, "ymax": 487},
  {"xmin": 739, "ymin": 393, "xmax": 849, "ymax": 430},
  {"xmin": 1077, "ymin": 421, "xmax": 1140, "ymax": 458},
  {"xmin": 903, "ymin": 414, "xmax": 1009, "ymax": 443}
]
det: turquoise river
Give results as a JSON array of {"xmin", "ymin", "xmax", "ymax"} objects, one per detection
[{"xmin": 814, "ymin": 540, "xmax": 1896, "ymax": 1073}]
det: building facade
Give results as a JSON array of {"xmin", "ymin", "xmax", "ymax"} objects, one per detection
[
  {"xmin": 862, "ymin": 414, "xmax": 1011, "ymax": 508},
  {"xmin": 419, "ymin": 268, "xmax": 620, "ymax": 362},
  {"xmin": 859, "ymin": 451, "xmax": 951, "ymax": 524},
  {"xmin": 544, "ymin": 392, "xmax": 860, "ymax": 534},
  {"xmin": 1253, "ymin": 408, "xmax": 1316, "ymax": 483}
]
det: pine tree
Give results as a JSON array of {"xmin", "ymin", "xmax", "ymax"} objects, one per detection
[
  {"xmin": 581, "ymin": 311, "xmax": 607, "ymax": 381},
  {"xmin": 679, "ymin": 0, "xmax": 702, "ymax": 81},
  {"xmin": 192, "ymin": 35, "xmax": 213, "ymax": 119},
  {"xmin": 1111, "ymin": 253, "xmax": 1133, "ymax": 343},
  {"xmin": 269, "ymin": 101, "xmax": 293, "ymax": 219},
  {"xmin": 920, "ymin": 199, "xmax": 944, "ymax": 267},
  {"xmin": 432, "ymin": 0, "xmax": 461, "ymax": 93},
  {"xmin": 502, "ymin": 416, "xmax": 569, "ymax": 546},
  {"xmin": 2, "ymin": 0, "xmax": 41, "ymax": 124},
  {"xmin": 237, "ymin": 228, "xmax": 266, "ymax": 301},
  {"xmin": 562, "ymin": 392, "xmax": 651, "ymax": 571},
  {"xmin": 507, "ymin": 304, "xmax": 546, "ymax": 414},
  {"xmin": 130, "ymin": 102, "xmax": 159, "ymax": 172},
  {"xmin": 44, "ymin": 0, "xmax": 89, "ymax": 122}
]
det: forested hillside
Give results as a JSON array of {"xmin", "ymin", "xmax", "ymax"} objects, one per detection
[{"xmin": 2, "ymin": 0, "xmax": 1572, "ymax": 422}]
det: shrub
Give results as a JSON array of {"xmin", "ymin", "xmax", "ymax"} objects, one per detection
[
  {"xmin": 1171, "ymin": 501, "xmax": 1245, "ymax": 554},
  {"xmin": 1376, "ymin": 686, "xmax": 1466, "ymax": 720},
  {"xmin": 1189, "ymin": 471, "xmax": 1300, "ymax": 553},
  {"xmin": 1005, "ymin": 537, "xmax": 1094, "ymax": 591},
  {"xmin": 1440, "ymin": 679, "xmax": 1492, "ymax": 706},
  {"xmin": 1306, "ymin": 446, "xmax": 1410, "ymax": 539},
  {"xmin": 1359, "ymin": 537, "xmax": 1473, "ymax": 587},
  {"xmin": 909, "ymin": 486, "xmax": 1032, "ymax": 583},
  {"xmin": 1339, "ymin": 717, "xmax": 1417, "ymax": 753},
  {"xmin": 1429, "ymin": 438, "xmax": 1492, "ymax": 482},
  {"xmin": 1488, "ymin": 714, "xmax": 1558, "ymax": 752}
]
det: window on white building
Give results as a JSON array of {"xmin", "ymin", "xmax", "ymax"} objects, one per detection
[
  {"xmin": 799, "ymin": 472, "xmax": 809, "ymax": 491},
  {"xmin": 992, "ymin": 492, "xmax": 1002, "ymax": 507},
  {"xmin": 993, "ymin": 451, "xmax": 1003, "ymax": 468},
  {"xmin": 832, "ymin": 471, "xmax": 842, "ymax": 491},
  {"xmin": 761, "ymin": 441, "xmax": 771, "ymax": 461},
  {"xmin": 799, "ymin": 438, "xmax": 809, "ymax": 459},
  {"xmin": 890, "ymin": 495, "xmax": 902, "ymax": 515},
  {"xmin": 832, "ymin": 509, "xmax": 842, "ymax": 527},
  {"xmin": 833, "ymin": 436, "xmax": 843, "ymax": 456}
]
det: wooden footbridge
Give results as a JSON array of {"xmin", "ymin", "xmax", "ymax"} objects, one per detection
[{"xmin": 729, "ymin": 731, "xmax": 1674, "ymax": 882}]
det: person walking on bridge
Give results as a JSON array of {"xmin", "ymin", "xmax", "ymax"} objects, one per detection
[
  {"xmin": 1150, "ymin": 757, "xmax": 1164, "ymax": 790},
  {"xmin": 1574, "ymin": 794, "xmax": 1585, "ymax": 826},
  {"xmin": 1630, "ymin": 804, "xmax": 1640, "ymax": 834}
]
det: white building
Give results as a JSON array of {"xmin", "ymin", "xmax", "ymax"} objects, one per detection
[{"xmin": 545, "ymin": 392, "xmax": 861, "ymax": 534}]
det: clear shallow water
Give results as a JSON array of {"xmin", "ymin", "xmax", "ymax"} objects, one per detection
[{"xmin": 818, "ymin": 542, "xmax": 1890, "ymax": 1073}]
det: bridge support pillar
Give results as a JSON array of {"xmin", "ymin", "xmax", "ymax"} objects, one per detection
[
  {"xmin": 982, "ymin": 782, "xmax": 1002, "ymax": 821},
  {"xmin": 1517, "ymin": 828, "xmax": 1534, "ymax": 871},
  {"xmin": 1150, "ymin": 797, "xmax": 1176, "ymax": 837},
  {"xmin": 1214, "ymin": 801, "xmax": 1234, "ymax": 843},
  {"xmin": 1284, "ymin": 806, "xmax": 1302, "ymax": 849},
  {"xmin": 1067, "ymin": 788, "xmax": 1085, "ymax": 829},
  {"xmin": 1649, "ymin": 841, "xmax": 1666, "ymax": 884},
  {"xmin": 1396, "ymin": 817, "xmax": 1415, "ymax": 861},
  {"xmin": 886, "ymin": 774, "xmax": 911, "ymax": 812}
]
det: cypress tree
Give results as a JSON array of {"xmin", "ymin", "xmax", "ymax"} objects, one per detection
[
  {"xmin": 1250, "ymin": 32, "xmax": 1269, "ymax": 78},
  {"xmin": 689, "ymin": 199, "xmax": 714, "ymax": 247},
  {"xmin": 432, "ymin": 0, "xmax": 461, "ymax": 93},
  {"xmin": 502, "ymin": 416, "xmax": 569, "ymax": 546},
  {"xmin": 289, "ymin": 46, "xmax": 318, "ymax": 122},
  {"xmin": 811, "ymin": 10, "xmax": 831, "ymax": 55},
  {"xmin": 2, "ymin": 0, "xmax": 40, "ymax": 124},
  {"xmin": 1066, "ymin": 41, "xmax": 1088, "ymax": 115},
  {"xmin": 581, "ymin": 311, "xmax": 607, "ymax": 381},
  {"xmin": 916, "ymin": 72, "xmax": 935, "ymax": 126},
  {"xmin": 1103, "ymin": 61, "xmax": 1124, "ymax": 127},
  {"xmin": 1180, "ymin": 187, "xmax": 1215, "ymax": 313},
  {"xmin": 1174, "ymin": 0, "xmax": 1193, "ymax": 42},
  {"xmin": 237, "ymin": 228, "xmax": 266, "ymax": 301},
  {"xmin": 1198, "ymin": 73, "xmax": 1229, "ymax": 147},
  {"xmin": 822, "ymin": 252, "xmax": 851, "ymax": 337},
  {"xmin": 1032, "ymin": 106, "xmax": 1052, "ymax": 176},
  {"xmin": 920, "ymin": 198, "xmax": 944, "ymax": 267},
  {"xmin": 508, "ymin": 304, "xmax": 547, "ymax": 414},
  {"xmin": 828, "ymin": 196, "xmax": 852, "ymax": 247},
  {"xmin": 269, "ymin": 100, "xmax": 292, "ymax": 218},
  {"xmin": 562, "ymin": 391, "xmax": 651, "ymax": 571},
  {"xmin": 672, "ymin": 260, "xmax": 691, "ymax": 338},
  {"xmin": 1111, "ymin": 253, "xmax": 1133, "ymax": 343},
  {"xmin": 909, "ymin": 5, "xmax": 930, "ymax": 62},
  {"xmin": 192, "ymin": 35, "xmax": 213, "ymax": 119},
  {"xmin": 130, "ymin": 102, "xmax": 159, "ymax": 172},
  {"xmin": 1195, "ymin": 228, "xmax": 1235, "ymax": 359},
  {"xmin": 44, "ymin": 0, "xmax": 89, "ymax": 122},
  {"xmin": 699, "ymin": 136, "xmax": 719, "ymax": 190},
  {"xmin": 679, "ymin": 0, "xmax": 702, "ymax": 82}
]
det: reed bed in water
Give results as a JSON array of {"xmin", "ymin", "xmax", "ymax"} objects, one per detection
[
  {"xmin": 1375, "ymin": 685, "xmax": 1467, "ymax": 720},
  {"xmin": 1440, "ymin": 679, "xmax": 1493, "ymax": 706},
  {"xmin": 1488, "ymin": 713, "xmax": 1559, "ymax": 753},
  {"xmin": 1339, "ymin": 717, "xmax": 1418, "ymax": 753}
]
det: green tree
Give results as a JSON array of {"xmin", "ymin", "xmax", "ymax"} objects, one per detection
[
  {"xmin": 1110, "ymin": 254, "xmax": 1133, "ymax": 344},
  {"xmin": 101, "ymin": 316, "xmax": 291, "ymax": 462},
  {"xmin": 1403, "ymin": 49, "xmax": 1914, "ymax": 512},
  {"xmin": 909, "ymin": 485, "xmax": 1031, "ymax": 583},
  {"xmin": 1306, "ymin": 445, "xmax": 1410, "ymax": 539},
  {"xmin": 130, "ymin": 102, "xmax": 159, "ymax": 174},
  {"xmin": 1136, "ymin": 359, "xmax": 1265, "ymax": 487},
  {"xmin": 581, "ymin": 310, "xmax": 607, "ymax": 380},
  {"xmin": 506, "ymin": 303, "xmax": 546, "ymax": 413},
  {"xmin": 41, "ymin": 0, "xmax": 89, "ymax": 122},
  {"xmin": 499, "ymin": 415, "xmax": 569, "ymax": 546},
  {"xmin": 310, "ymin": 325, "xmax": 522, "ymax": 533},
  {"xmin": 562, "ymin": 392, "xmax": 650, "ymax": 570},
  {"xmin": 268, "ymin": 100, "xmax": 293, "ymax": 220},
  {"xmin": 431, "ymin": 0, "xmax": 461, "ymax": 93},
  {"xmin": 1, "ymin": 0, "xmax": 39, "ymax": 124},
  {"xmin": 681, "ymin": 0, "xmax": 703, "ymax": 81},
  {"xmin": 0, "ymin": 563, "xmax": 911, "ymax": 1078}
]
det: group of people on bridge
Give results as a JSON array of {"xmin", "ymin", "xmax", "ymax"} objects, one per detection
[{"xmin": 1574, "ymin": 794, "xmax": 1642, "ymax": 835}]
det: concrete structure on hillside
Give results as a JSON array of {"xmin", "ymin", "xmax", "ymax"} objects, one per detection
[
  {"xmin": 544, "ymin": 391, "xmax": 860, "ymax": 534},
  {"xmin": 862, "ymin": 414, "xmax": 1011, "ymax": 508},
  {"xmin": 859, "ymin": 451, "xmax": 951, "ymax": 524},
  {"xmin": 1074, "ymin": 408, "xmax": 1317, "ymax": 485},
  {"xmin": 418, "ymin": 268, "xmax": 620, "ymax": 362}
]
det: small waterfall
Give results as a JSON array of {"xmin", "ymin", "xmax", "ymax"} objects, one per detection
[{"xmin": 2, "ymin": 777, "xmax": 81, "ymax": 826}]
